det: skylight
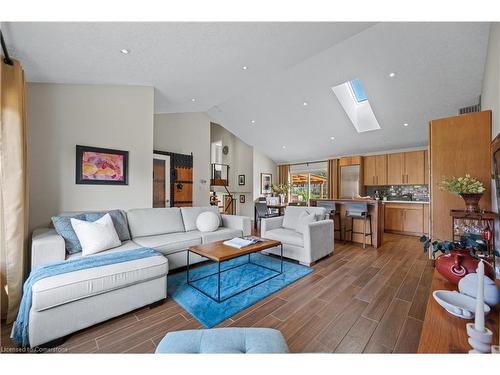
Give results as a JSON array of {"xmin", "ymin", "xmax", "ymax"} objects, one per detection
[
  {"xmin": 349, "ymin": 78, "xmax": 368, "ymax": 103},
  {"xmin": 332, "ymin": 78, "xmax": 381, "ymax": 133}
]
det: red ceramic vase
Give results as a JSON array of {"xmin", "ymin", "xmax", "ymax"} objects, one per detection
[{"xmin": 435, "ymin": 249, "xmax": 494, "ymax": 285}]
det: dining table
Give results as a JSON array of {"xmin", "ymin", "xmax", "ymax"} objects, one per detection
[
  {"xmin": 266, "ymin": 203, "xmax": 287, "ymax": 216},
  {"xmin": 253, "ymin": 202, "xmax": 288, "ymax": 229}
]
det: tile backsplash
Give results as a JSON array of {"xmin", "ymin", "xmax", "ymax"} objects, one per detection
[{"xmin": 365, "ymin": 185, "xmax": 429, "ymax": 202}]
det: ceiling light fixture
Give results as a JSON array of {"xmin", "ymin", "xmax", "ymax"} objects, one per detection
[
  {"xmin": 403, "ymin": 123, "xmax": 409, "ymax": 127},
  {"xmin": 389, "ymin": 72, "xmax": 396, "ymax": 78},
  {"xmin": 120, "ymin": 49, "xmax": 130, "ymax": 54},
  {"xmin": 282, "ymin": 145, "xmax": 286, "ymax": 149},
  {"xmin": 250, "ymin": 120, "xmax": 255, "ymax": 124},
  {"xmin": 330, "ymin": 136, "xmax": 335, "ymax": 140},
  {"xmin": 303, "ymin": 102, "xmax": 308, "ymax": 106},
  {"xmin": 242, "ymin": 66, "xmax": 248, "ymax": 70},
  {"xmin": 191, "ymin": 98, "xmax": 196, "ymax": 102}
]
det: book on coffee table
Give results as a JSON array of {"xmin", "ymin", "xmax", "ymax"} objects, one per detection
[{"xmin": 223, "ymin": 237, "xmax": 262, "ymax": 249}]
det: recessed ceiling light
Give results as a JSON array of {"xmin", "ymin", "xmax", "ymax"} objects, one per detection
[
  {"xmin": 303, "ymin": 102, "xmax": 308, "ymax": 106},
  {"xmin": 389, "ymin": 72, "xmax": 396, "ymax": 78},
  {"xmin": 191, "ymin": 98, "xmax": 196, "ymax": 102},
  {"xmin": 120, "ymin": 49, "xmax": 130, "ymax": 55},
  {"xmin": 330, "ymin": 136, "xmax": 335, "ymax": 140},
  {"xmin": 242, "ymin": 66, "xmax": 248, "ymax": 70},
  {"xmin": 250, "ymin": 120, "xmax": 255, "ymax": 124},
  {"xmin": 282, "ymin": 145, "xmax": 286, "ymax": 149},
  {"xmin": 403, "ymin": 123, "xmax": 409, "ymax": 127}
]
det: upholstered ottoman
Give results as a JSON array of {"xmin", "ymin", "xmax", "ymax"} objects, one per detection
[{"xmin": 155, "ymin": 328, "xmax": 289, "ymax": 353}]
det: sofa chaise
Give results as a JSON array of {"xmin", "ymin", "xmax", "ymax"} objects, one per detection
[
  {"xmin": 27, "ymin": 206, "xmax": 251, "ymax": 347},
  {"xmin": 260, "ymin": 205, "xmax": 334, "ymax": 266}
]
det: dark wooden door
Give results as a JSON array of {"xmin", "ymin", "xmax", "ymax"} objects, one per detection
[
  {"xmin": 153, "ymin": 159, "xmax": 166, "ymax": 208},
  {"xmin": 173, "ymin": 167, "xmax": 193, "ymax": 207}
]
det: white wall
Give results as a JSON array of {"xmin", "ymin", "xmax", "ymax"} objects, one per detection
[
  {"xmin": 154, "ymin": 112, "xmax": 211, "ymax": 207},
  {"xmin": 210, "ymin": 123, "xmax": 254, "ymax": 217},
  {"xmin": 482, "ymin": 22, "xmax": 500, "ymax": 139},
  {"xmin": 27, "ymin": 83, "xmax": 154, "ymax": 231},
  {"xmin": 253, "ymin": 148, "xmax": 278, "ymax": 201}
]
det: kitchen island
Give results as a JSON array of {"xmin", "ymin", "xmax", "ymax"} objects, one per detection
[{"xmin": 310, "ymin": 199, "xmax": 384, "ymax": 248}]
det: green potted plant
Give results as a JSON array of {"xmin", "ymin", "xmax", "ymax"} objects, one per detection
[
  {"xmin": 438, "ymin": 174, "xmax": 486, "ymax": 213},
  {"xmin": 420, "ymin": 233, "xmax": 497, "ymax": 284}
]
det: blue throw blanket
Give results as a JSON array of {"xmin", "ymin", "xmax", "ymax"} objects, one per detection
[{"xmin": 11, "ymin": 247, "xmax": 160, "ymax": 347}]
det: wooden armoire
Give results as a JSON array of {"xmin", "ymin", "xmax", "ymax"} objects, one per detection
[{"xmin": 429, "ymin": 110, "xmax": 492, "ymax": 240}]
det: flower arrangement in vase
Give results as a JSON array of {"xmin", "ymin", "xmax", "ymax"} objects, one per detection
[
  {"xmin": 438, "ymin": 174, "xmax": 486, "ymax": 213},
  {"xmin": 271, "ymin": 183, "xmax": 290, "ymax": 203}
]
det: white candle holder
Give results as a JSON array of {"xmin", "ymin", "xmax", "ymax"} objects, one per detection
[{"xmin": 466, "ymin": 323, "xmax": 493, "ymax": 353}]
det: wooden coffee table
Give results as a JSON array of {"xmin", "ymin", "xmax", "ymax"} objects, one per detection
[{"xmin": 187, "ymin": 238, "xmax": 283, "ymax": 303}]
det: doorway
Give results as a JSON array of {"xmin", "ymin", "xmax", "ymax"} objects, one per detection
[{"xmin": 153, "ymin": 153, "xmax": 171, "ymax": 208}]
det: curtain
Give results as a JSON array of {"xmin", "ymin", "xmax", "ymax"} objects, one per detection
[
  {"xmin": 277, "ymin": 164, "xmax": 290, "ymax": 202},
  {"xmin": 278, "ymin": 164, "xmax": 290, "ymax": 185},
  {"xmin": 327, "ymin": 159, "xmax": 339, "ymax": 199},
  {"xmin": 0, "ymin": 58, "xmax": 28, "ymax": 323}
]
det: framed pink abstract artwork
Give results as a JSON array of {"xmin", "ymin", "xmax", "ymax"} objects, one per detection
[{"xmin": 76, "ymin": 145, "xmax": 128, "ymax": 185}]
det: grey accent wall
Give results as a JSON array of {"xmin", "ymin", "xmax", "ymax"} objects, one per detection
[
  {"xmin": 154, "ymin": 112, "xmax": 211, "ymax": 207},
  {"xmin": 27, "ymin": 83, "xmax": 154, "ymax": 231}
]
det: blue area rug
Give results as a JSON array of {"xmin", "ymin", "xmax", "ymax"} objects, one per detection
[{"xmin": 167, "ymin": 253, "xmax": 313, "ymax": 328}]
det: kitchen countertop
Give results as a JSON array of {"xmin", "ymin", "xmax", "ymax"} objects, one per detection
[
  {"xmin": 310, "ymin": 198, "xmax": 384, "ymax": 248},
  {"xmin": 381, "ymin": 200, "xmax": 429, "ymax": 204}
]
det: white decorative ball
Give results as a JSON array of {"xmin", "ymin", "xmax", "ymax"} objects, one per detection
[
  {"xmin": 458, "ymin": 273, "xmax": 500, "ymax": 306},
  {"xmin": 196, "ymin": 211, "xmax": 220, "ymax": 232}
]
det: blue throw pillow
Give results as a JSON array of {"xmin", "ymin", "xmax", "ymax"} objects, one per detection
[
  {"xmin": 85, "ymin": 210, "xmax": 131, "ymax": 242},
  {"xmin": 51, "ymin": 214, "xmax": 87, "ymax": 254}
]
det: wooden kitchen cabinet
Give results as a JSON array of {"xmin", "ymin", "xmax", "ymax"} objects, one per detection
[
  {"xmin": 363, "ymin": 155, "xmax": 387, "ymax": 186},
  {"xmin": 403, "ymin": 207, "xmax": 424, "ymax": 233},
  {"xmin": 340, "ymin": 155, "xmax": 362, "ymax": 166},
  {"xmin": 375, "ymin": 155, "xmax": 388, "ymax": 185},
  {"xmin": 387, "ymin": 153, "xmax": 404, "ymax": 185},
  {"xmin": 404, "ymin": 151, "xmax": 425, "ymax": 184},
  {"xmin": 384, "ymin": 206, "xmax": 404, "ymax": 232},
  {"xmin": 384, "ymin": 203, "xmax": 425, "ymax": 236},
  {"xmin": 386, "ymin": 151, "xmax": 425, "ymax": 185},
  {"xmin": 429, "ymin": 111, "xmax": 491, "ymax": 241},
  {"xmin": 363, "ymin": 155, "xmax": 376, "ymax": 186}
]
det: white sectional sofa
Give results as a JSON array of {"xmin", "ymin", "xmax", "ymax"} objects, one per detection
[
  {"xmin": 260, "ymin": 206, "xmax": 334, "ymax": 266},
  {"xmin": 28, "ymin": 206, "xmax": 251, "ymax": 347}
]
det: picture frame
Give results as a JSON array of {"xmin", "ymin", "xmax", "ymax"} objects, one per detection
[
  {"xmin": 239, "ymin": 194, "xmax": 245, "ymax": 204},
  {"xmin": 76, "ymin": 145, "xmax": 129, "ymax": 185},
  {"xmin": 238, "ymin": 174, "xmax": 245, "ymax": 186},
  {"xmin": 260, "ymin": 173, "xmax": 272, "ymax": 194}
]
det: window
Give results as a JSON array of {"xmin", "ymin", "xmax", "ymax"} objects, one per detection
[
  {"xmin": 289, "ymin": 162, "xmax": 328, "ymax": 202},
  {"xmin": 349, "ymin": 78, "xmax": 368, "ymax": 103},
  {"xmin": 332, "ymin": 78, "xmax": 380, "ymax": 133}
]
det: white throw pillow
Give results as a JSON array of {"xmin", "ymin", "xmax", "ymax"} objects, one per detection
[
  {"xmin": 295, "ymin": 211, "xmax": 316, "ymax": 234},
  {"xmin": 196, "ymin": 211, "xmax": 220, "ymax": 232},
  {"xmin": 71, "ymin": 213, "xmax": 121, "ymax": 256}
]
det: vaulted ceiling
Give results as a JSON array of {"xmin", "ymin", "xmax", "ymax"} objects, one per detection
[{"xmin": 3, "ymin": 22, "xmax": 490, "ymax": 163}]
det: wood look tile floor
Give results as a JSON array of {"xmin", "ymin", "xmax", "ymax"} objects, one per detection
[{"xmin": 0, "ymin": 233, "xmax": 433, "ymax": 354}]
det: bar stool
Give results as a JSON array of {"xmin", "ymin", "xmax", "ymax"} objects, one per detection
[
  {"xmin": 316, "ymin": 201, "xmax": 342, "ymax": 239},
  {"xmin": 344, "ymin": 202, "xmax": 372, "ymax": 249}
]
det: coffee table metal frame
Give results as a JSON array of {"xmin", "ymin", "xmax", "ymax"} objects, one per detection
[{"xmin": 186, "ymin": 243, "xmax": 283, "ymax": 303}]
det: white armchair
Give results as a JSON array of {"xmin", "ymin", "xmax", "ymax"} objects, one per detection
[{"xmin": 260, "ymin": 206, "xmax": 334, "ymax": 266}]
